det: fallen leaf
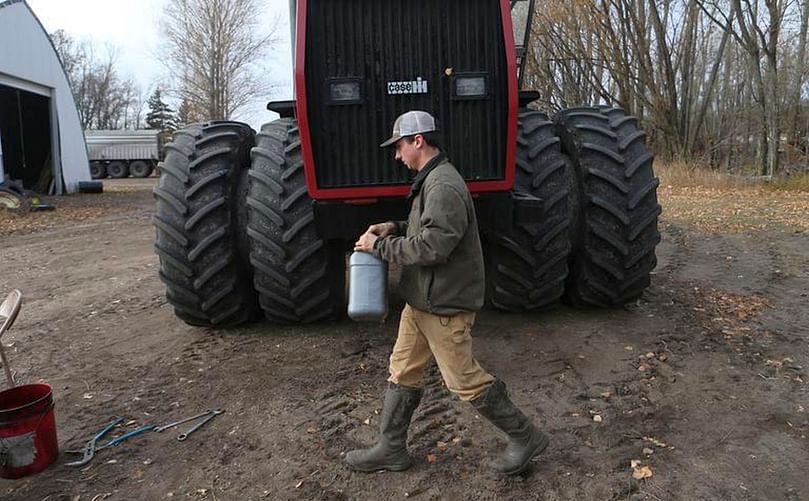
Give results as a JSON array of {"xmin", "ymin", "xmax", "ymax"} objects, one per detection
[
  {"xmin": 766, "ymin": 359, "xmax": 784, "ymax": 369},
  {"xmin": 632, "ymin": 465, "xmax": 654, "ymax": 480},
  {"xmin": 426, "ymin": 454, "xmax": 437, "ymax": 464},
  {"xmin": 436, "ymin": 441, "xmax": 448, "ymax": 451},
  {"xmin": 306, "ymin": 426, "xmax": 317, "ymax": 434}
]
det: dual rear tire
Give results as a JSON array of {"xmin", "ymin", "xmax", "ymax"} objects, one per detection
[
  {"xmin": 155, "ymin": 108, "xmax": 661, "ymax": 326},
  {"xmin": 154, "ymin": 119, "xmax": 343, "ymax": 326},
  {"xmin": 484, "ymin": 106, "xmax": 660, "ymax": 311},
  {"xmin": 554, "ymin": 107, "xmax": 661, "ymax": 307}
]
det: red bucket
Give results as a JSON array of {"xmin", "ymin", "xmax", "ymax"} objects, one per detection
[{"xmin": 0, "ymin": 383, "xmax": 59, "ymax": 479}]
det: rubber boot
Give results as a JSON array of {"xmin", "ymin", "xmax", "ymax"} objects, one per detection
[
  {"xmin": 345, "ymin": 383, "xmax": 423, "ymax": 472},
  {"xmin": 471, "ymin": 379, "xmax": 549, "ymax": 476}
]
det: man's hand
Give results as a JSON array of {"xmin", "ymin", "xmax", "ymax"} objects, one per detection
[
  {"xmin": 355, "ymin": 222, "xmax": 395, "ymax": 252},
  {"xmin": 367, "ymin": 222, "xmax": 396, "ymax": 237},
  {"xmin": 354, "ymin": 231, "xmax": 378, "ymax": 252}
]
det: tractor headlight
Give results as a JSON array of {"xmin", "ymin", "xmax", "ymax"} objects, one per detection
[
  {"xmin": 328, "ymin": 79, "xmax": 362, "ymax": 104},
  {"xmin": 452, "ymin": 74, "xmax": 488, "ymax": 99}
]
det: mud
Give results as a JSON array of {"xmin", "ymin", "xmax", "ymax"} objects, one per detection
[{"xmin": 1, "ymin": 178, "xmax": 807, "ymax": 500}]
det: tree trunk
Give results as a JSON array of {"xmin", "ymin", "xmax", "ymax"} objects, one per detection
[{"xmin": 786, "ymin": 0, "xmax": 809, "ymax": 147}]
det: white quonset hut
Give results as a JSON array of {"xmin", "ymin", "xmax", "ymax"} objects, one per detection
[{"xmin": 0, "ymin": 0, "xmax": 89, "ymax": 194}]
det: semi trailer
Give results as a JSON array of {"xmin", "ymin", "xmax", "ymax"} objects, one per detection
[{"xmin": 85, "ymin": 129, "xmax": 159, "ymax": 179}]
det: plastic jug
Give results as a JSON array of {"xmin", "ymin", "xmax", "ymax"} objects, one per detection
[{"xmin": 348, "ymin": 251, "xmax": 388, "ymax": 322}]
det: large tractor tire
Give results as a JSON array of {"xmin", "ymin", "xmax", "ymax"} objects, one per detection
[
  {"xmin": 153, "ymin": 121, "xmax": 257, "ymax": 326},
  {"xmin": 129, "ymin": 160, "xmax": 154, "ymax": 178},
  {"xmin": 0, "ymin": 187, "xmax": 29, "ymax": 212},
  {"xmin": 107, "ymin": 161, "xmax": 129, "ymax": 179},
  {"xmin": 554, "ymin": 107, "xmax": 661, "ymax": 307},
  {"xmin": 246, "ymin": 118, "xmax": 344, "ymax": 323},
  {"xmin": 484, "ymin": 111, "xmax": 576, "ymax": 311}
]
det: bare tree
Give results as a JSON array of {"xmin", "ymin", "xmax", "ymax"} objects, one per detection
[
  {"xmin": 50, "ymin": 30, "xmax": 141, "ymax": 130},
  {"xmin": 523, "ymin": 0, "xmax": 809, "ymax": 174},
  {"xmin": 160, "ymin": 0, "xmax": 280, "ymax": 121},
  {"xmin": 176, "ymin": 98, "xmax": 206, "ymax": 127},
  {"xmin": 785, "ymin": 0, "xmax": 809, "ymax": 150},
  {"xmin": 528, "ymin": 0, "xmax": 719, "ymax": 159},
  {"xmin": 698, "ymin": 0, "xmax": 791, "ymax": 175}
]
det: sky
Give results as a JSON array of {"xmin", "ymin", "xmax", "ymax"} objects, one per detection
[{"xmin": 25, "ymin": 0, "xmax": 295, "ymax": 128}]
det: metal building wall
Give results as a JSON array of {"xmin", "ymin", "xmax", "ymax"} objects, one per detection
[{"xmin": 0, "ymin": 0, "xmax": 90, "ymax": 194}]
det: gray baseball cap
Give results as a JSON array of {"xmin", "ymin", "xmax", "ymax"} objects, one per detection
[{"xmin": 380, "ymin": 110, "xmax": 437, "ymax": 147}]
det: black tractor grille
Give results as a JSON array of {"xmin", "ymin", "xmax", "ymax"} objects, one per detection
[{"xmin": 304, "ymin": 0, "xmax": 509, "ymax": 189}]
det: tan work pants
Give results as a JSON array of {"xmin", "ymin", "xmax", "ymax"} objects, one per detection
[{"xmin": 388, "ymin": 304, "xmax": 495, "ymax": 401}]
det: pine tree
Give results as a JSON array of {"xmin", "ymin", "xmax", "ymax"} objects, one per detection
[
  {"xmin": 145, "ymin": 88, "xmax": 178, "ymax": 154},
  {"xmin": 145, "ymin": 88, "xmax": 178, "ymax": 132}
]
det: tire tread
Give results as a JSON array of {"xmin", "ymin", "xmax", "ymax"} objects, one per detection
[{"xmin": 153, "ymin": 122, "xmax": 257, "ymax": 326}]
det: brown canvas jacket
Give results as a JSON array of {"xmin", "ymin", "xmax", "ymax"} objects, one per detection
[{"xmin": 374, "ymin": 157, "xmax": 485, "ymax": 315}]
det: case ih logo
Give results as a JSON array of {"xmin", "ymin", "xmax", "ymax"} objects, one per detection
[{"xmin": 387, "ymin": 77, "xmax": 428, "ymax": 95}]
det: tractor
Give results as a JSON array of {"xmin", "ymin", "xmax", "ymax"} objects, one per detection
[{"xmin": 153, "ymin": 0, "xmax": 661, "ymax": 326}]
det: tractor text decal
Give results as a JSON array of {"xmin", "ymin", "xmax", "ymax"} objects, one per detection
[{"xmin": 387, "ymin": 77, "xmax": 429, "ymax": 95}]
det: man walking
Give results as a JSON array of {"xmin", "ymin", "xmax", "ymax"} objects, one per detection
[{"xmin": 348, "ymin": 110, "xmax": 549, "ymax": 476}]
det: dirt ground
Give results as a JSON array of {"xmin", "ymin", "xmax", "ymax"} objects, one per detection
[{"xmin": 1, "ymin": 178, "xmax": 807, "ymax": 500}]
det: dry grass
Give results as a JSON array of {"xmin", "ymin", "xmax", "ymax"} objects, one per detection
[
  {"xmin": 765, "ymin": 173, "xmax": 809, "ymax": 192},
  {"xmin": 656, "ymin": 161, "xmax": 809, "ymax": 192},
  {"xmin": 656, "ymin": 157, "xmax": 809, "ymax": 233},
  {"xmin": 659, "ymin": 186, "xmax": 809, "ymax": 234},
  {"xmin": 656, "ymin": 161, "xmax": 755, "ymax": 190}
]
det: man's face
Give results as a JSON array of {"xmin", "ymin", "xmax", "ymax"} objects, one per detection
[{"xmin": 393, "ymin": 136, "xmax": 420, "ymax": 171}]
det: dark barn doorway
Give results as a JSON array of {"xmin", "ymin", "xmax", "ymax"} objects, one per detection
[{"xmin": 0, "ymin": 83, "xmax": 53, "ymax": 192}]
